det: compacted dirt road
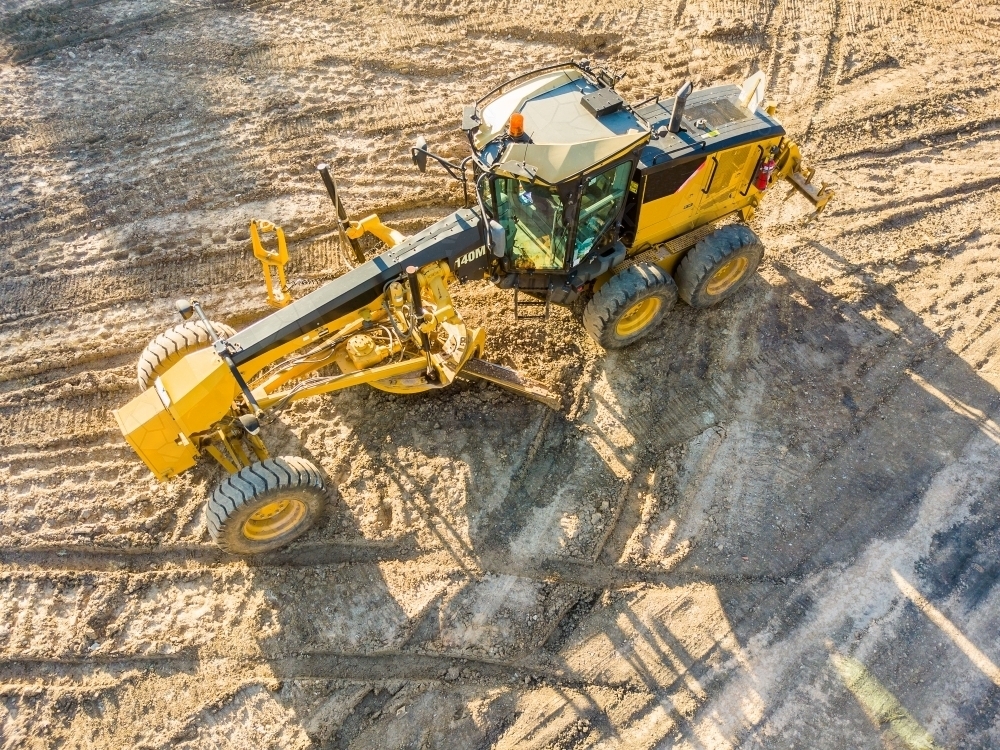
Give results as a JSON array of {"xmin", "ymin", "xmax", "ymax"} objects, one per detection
[{"xmin": 2, "ymin": 0, "xmax": 1000, "ymax": 747}]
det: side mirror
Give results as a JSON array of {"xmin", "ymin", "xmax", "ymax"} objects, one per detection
[
  {"xmin": 411, "ymin": 136, "xmax": 428, "ymax": 173},
  {"xmin": 488, "ymin": 220, "xmax": 506, "ymax": 258},
  {"xmin": 461, "ymin": 105, "xmax": 480, "ymax": 132},
  {"xmin": 175, "ymin": 298, "xmax": 194, "ymax": 320}
]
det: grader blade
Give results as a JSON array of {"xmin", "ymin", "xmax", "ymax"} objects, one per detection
[{"xmin": 459, "ymin": 358, "xmax": 562, "ymax": 410}]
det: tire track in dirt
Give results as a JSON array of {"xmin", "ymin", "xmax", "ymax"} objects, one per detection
[
  {"xmin": 825, "ymin": 174, "xmax": 1000, "ymax": 224},
  {"xmin": 0, "ymin": 651, "xmax": 655, "ymax": 694},
  {"xmin": 0, "ymin": 364, "xmax": 137, "ymax": 448},
  {"xmin": 2, "ymin": 442, "xmax": 133, "ymax": 474},
  {"xmin": 0, "ymin": 0, "xmax": 239, "ymax": 65},
  {"xmin": 0, "ymin": 538, "xmax": 420, "ymax": 573},
  {"xmin": 821, "ymin": 111, "xmax": 1000, "ymax": 162},
  {"xmin": 907, "ymin": 0, "xmax": 1000, "ymax": 48},
  {"xmin": 800, "ymin": 0, "xmax": 846, "ymax": 143},
  {"xmin": 482, "ymin": 555, "xmax": 785, "ymax": 590},
  {"xmin": 827, "ymin": 118, "xmax": 1000, "ymax": 166},
  {"xmin": 0, "ymin": 215, "xmax": 431, "ymax": 331},
  {"xmin": 0, "ymin": 252, "xmax": 260, "ymax": 326},
  {"xmin": 0, "ymin": 395, "xmax": 122, "ymax": 449},
  {"xmin": 588, "ymin": 269, "xmax": 774, "ymax": 573},
  {"xmin": 0, "ymin": 365, "xmax": 133, "ymax": 402},
  {"xmin": 470, "ymin": 342, "xmax": 749, "ymax": 647},
  {"xmin": 0, "ymin": 352, "xmax": 143, "ymax": 395},
  {"xmin": 811, "ymin": 103, "xmax": 1000, "ymax": 164},
  {"xmin": 760, "ymin": 0, "xmax": 796, "ymax": 103}
]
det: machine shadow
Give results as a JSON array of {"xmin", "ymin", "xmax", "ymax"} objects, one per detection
[
  {"xmin": 257, "ymin": 237, "xmax": 1000, "ymax": 746},
  {"xmin": 689, "ymin": 251, "xmax": 1000, "ymax": 642}
]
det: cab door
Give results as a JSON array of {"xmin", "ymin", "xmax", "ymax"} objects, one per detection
[{"xmin": 570, "ymin": 161, "xmax": 633, "ymax": 266}]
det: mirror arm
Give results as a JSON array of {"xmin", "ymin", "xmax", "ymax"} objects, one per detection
[
  {"xmin": 414, "ymin": 147, "xmax": 465, "ymax": 181},
  {"xmin": 474, "ymin": 172, "xmax": 498, "ymax": 255},
  {"xmin": 459, "ymin": 156, "xmax": 473, "ymax": 207},
  {"xmin": 413, "ymin": 149, "xmax": 485, "ymax": 207}
]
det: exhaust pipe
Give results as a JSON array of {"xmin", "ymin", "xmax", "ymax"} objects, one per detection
[{"xmin": 667, "ymin": 81, "xmax": 693, "ymax": 134}]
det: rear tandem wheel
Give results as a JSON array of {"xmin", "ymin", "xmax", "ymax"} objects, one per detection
[
  {"xmin": 582, "ymin": 262, "xmax": 678, "ymax": 349},
  {"xmin": 676, "ymin": 224, "xmax": 765, "ymax": 309}
]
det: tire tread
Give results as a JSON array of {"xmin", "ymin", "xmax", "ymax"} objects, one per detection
[
  {"xmin": 209, "ymin": 457, "xmax": 326, "ymax": 554},
  {"xmin": 583, "ymin": 262, "xmax": 677, "ymax": 349},
  {"xmin": 136, "ymin": 320, "xmax": 236, "ymax": 389},
  {"xmin": 677, "ymin": 224, "xmax": 764, "ymax": 308}
]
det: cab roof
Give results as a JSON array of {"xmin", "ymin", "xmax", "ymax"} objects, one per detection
[{"xmin": 474, "ymin": 66, "xmax": 650, "ymax": 185}]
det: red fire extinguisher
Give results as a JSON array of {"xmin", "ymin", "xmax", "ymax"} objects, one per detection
[{"xmin": 755, "ymin": 159, "xmax": 776, "ymax": 191}]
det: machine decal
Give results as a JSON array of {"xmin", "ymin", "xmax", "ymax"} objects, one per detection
[
  {"xmin": 450, "ymin": 245, "xmax": 491, "ymax": 281},
  {"xmin": 454, "ymin": 246, "xmax": 486, "ymax": 268}
]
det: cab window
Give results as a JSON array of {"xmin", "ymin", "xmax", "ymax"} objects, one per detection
[
  {"xmin": 495, "ymin": 178, "xmax": 568, "ymax": 270},
  {"xmin": 573, "ymin": 161, "xmax": 632, "ymax": 265}
]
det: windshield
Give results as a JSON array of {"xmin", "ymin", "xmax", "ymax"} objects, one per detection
[
  {"xmin": 495, "ymin": 178, "xmax": 568, "ymax": 270},
  {"xmin": 573, "ymin": 161, "xmax": 632, "ymax": 264}
]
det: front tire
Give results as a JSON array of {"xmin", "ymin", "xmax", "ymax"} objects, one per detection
[
  {"xmin": 208, "ymin": 457, "xmax": 326, "ymax": 555},
  {"xmin": 676, "ymin": 224, "xmax": 764, "ymax": 309},
  {"xmin": 582, "ymin": 262, "xmax": 677, "ymax": 349},
  {"xmin": 137, "ymin": 320, "xmax": 236, "ymax": 390}
]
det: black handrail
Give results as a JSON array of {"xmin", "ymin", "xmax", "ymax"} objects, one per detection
[
  {"xmin": 740, "ymin": 145, "xmax": 765, "ymax": 197},
  {"xmin": 475, "ymin": 62, "xmax": 585, "ymax": 110},
  {"xmin": 702, "ymin": 156, "xmax": 719, "ymax": 194}
]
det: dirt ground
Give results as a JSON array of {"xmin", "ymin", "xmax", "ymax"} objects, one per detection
[{"xmin": 2, "ymin": 0, "xmax": 1000, "ymax": 747}]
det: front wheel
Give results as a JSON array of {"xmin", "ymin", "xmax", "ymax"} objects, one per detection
[
  {"xmin": 582, "ymin": 262, "xmax": 678, "ymax": 349},
  {"xmin": 208, "ymin": 457, "xmax": 326, "ymax": 555},
  {"xmin": 137, "ymin": 319, "xmax": 236, "ymax": 390}
]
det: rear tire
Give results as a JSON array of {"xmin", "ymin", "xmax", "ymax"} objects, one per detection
[
  {"xmin": 136, "ymin": 320, "xmax": 236, "ymax": 390},
  {"xmin": 583, "ymin": 262, "xmax": 677, "ymax": 349},
  {"xmin": 208, "ymin": 457, "xmax": 326, "ymax": 555},
  {"xmin": 676, "ymin": 224, "xmax": 764, "ymax": 309}
]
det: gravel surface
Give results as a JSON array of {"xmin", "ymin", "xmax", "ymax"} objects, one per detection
[{"xmin": 2, "ymin": 0, "xmax": 999, "ymax": 747}]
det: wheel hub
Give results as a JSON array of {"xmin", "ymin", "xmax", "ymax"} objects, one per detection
[
  {"xmin": 706, "ymin": 256, "xmax": 748, "ymax": 296},
  {"xmin": 242, "ymin": 496, "xmax": 308, "ymax": 541},
  {"xmin": 615, "ymin": 297, "xmax": 661, "ymax": 337}
]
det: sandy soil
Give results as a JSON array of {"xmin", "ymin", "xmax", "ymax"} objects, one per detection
[{"xmin": 2, "ymin": 0, "xmax": 1000, "ymax": 747}]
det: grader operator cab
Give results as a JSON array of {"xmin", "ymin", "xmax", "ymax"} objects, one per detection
[
  {"xmin": 453, "ymin": 62, "xmax": 831, "ymax": 345},
  {"xmin": 114, "ymin": 61, "xmax": 832, "ymax": 555}
]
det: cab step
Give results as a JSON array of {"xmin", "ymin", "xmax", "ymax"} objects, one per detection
[{"xmin": 513, "ymin": 287, "xmax": 551, "ymax": 320}]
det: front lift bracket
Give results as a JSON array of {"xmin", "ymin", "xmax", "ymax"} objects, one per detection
[{"xmin": 250, "ymin": 218, "xmax": 292, "ymax": 308}]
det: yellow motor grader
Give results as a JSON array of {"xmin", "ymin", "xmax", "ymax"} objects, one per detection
[{"xmin": 114, "ymin": 61, "xmax": 832, "ymax": 554}]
